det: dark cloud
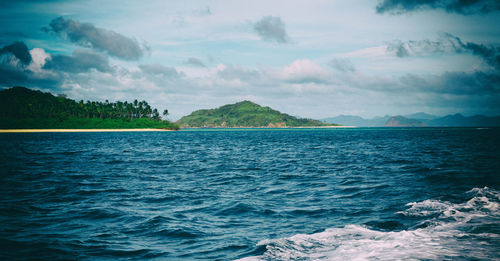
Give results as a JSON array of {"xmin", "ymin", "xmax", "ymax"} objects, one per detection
[
  {"xmin": 139, "ymin": 64, "xmax": 183, "ymax": 78},
  {"xmin": 0, "ymin": 53, "xmax": 60, "ymax": 90},
  {"xmin": 0, "ymin": 64, "xmax": 29, "ymax": 86},
  {"xmin": 0, "ymin": 41, "xmax": 32, "ymax": 65},
  {"xmin": 0, "ymin": 70, "xmax": 61, "ymax": 91},
  {"xmin": 439, "ymin": 71, "xmax": 500, "ymax": 94},
  {"xmin": 184, "ymin": 57, "xmax": 206, "ymax": 67},
  {"xmin": 329, "ymin": 59, "xmax": 356, "ymax": 72},
  {"xmin": 387, "ymin": 41, "xmax": 409, "ymax": 57},
  {"xmin": 44, "ymin": 17, "xmax": 145, "ymax": 60},
  {"xmin": 0, "ymin": 41, "xmax": 32, "ymax": 86},
  {"xmin": 465, "ymin": 43, "xmax": 500, "ymax": 69},
  {"xmin": 253, "ymin": 16, "xmax": 290, "ymax": 44},
  {"xmin": 382, "ymin": 37, "xmax": 500, "ymax": 97},
  {"xmin": 386, "ymin": 39, "xmax": 448, "ymax": 57},
  {"xmin": 443, "ymin": 33, "xmax": 500, "ymax": 70},
  {"xmin": 0, "ymin": 70, "xmax": 61, "ymax": 90},
  {"xmin": 387, "ymin": 33, "xmax": 500, "ymax": 70},
  {"xmin": 0, "ymin": 0, "xmax": 68, "ymax": 7},
  {"xmin": 376, "ymin": 0, "xmax": 500, "ymax": 15},
  {"xmin": 0, "ymin": 43, "xmax": 109, "ymax": 90},
  {"xmin": 44, "ymin": 49, "xmax": 111, "ymax": 73},
  {"xmin": 400, "ymin": 71, "xmax": 500, "ymax": 95}
]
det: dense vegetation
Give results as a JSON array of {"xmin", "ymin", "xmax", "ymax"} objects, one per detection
[
  {"xmin": 177, "ymin": 101, "xmax": 334, "ymax": 128},
  {"xmin": 0, "ymin": 87, "xmax": 179, "ymax": 129}
]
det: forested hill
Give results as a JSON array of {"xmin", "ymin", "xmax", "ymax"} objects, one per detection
[
  {"xmin": 177, "ymin": 101, "xmax": 334, "ymax": 128},
  {"xmin": 0, "ymin": 86, "xmax": 179, "ymax": 129}
]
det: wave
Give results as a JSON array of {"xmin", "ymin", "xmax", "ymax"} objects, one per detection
[{"xmin": 238, "ymin": 187, "xmax": 500, "ymax": 260}]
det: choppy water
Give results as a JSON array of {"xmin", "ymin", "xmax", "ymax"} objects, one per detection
[{"xmin": 0, "ymin": 128, "xmax": 499, "ymax": 260}]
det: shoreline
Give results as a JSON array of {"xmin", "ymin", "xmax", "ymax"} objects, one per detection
[
  {"xmin": 0, "ymin": 126, "xmax": 357, "ymax": 133},
  {"xmin": 0, "ymin": 128, "xmax": 176, "ymax": 133},
  {"xmin": 181, "ymin": 126, "xmax": 356, "ymax": 129}
]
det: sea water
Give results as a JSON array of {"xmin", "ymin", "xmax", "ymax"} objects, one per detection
[{"xmin": 0, "ymin": 128, "xmax": 499, "ymax": 260}]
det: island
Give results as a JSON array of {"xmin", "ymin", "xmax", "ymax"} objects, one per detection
[
  {"xmin": 0, "ymin": 87, "xmax": 179, "ymax": 131},
  {"xmin": 177, "ymin": 100, "xmax": 337, "ymax": 128}
]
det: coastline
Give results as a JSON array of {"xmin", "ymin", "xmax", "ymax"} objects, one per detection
[
  {"xmin": 287, "ymin": 125, "xmax": 356, "ymax": 128},
  {"xmin": 181, "ymin": 125, "xmax": 356, "ymax": 129},
  {"xmin": 0, "ymin": 126, "xmax": 357, "ymax": 133},
  {"xmin": 0, "ymin": 128, "xmax": 175, "ymax": 133}
]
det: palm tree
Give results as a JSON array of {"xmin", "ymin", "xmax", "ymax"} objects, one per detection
[
  {"xmin": 153, "ymin": 108, "xmax": 160, "ymax": 120},
  {"xmin": 145, "ymin": 104, "xmax": 152, "ymax": 118},
  {"xmin": 133, "ymin": 99, "xmax": 138, "ymax": 119},
  {"xmin": 126, "ymin": 103, "xmax": 132, "ymax": 119},
  {"xmin": 139, "ymin": 101, "xmax": 146, "ymax": 118},
  {"xmin": 116, "ymin": 101, "xmax": 123, "ymax": 118}
]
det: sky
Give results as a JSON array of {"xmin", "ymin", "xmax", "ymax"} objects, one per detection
[{"xmin": 1, "ymin": 0, "xmax": 499, "ymax": 120}]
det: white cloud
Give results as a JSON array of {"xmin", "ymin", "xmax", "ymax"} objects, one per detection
[
  {"xmin": 276, "ymin": 59, "xmax": 332, "ymax": 84},
  {"xmin": 27, "ymin": 48, "xmax": 51, "ymax": 73}
]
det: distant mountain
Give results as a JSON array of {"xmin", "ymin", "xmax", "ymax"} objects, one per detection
[
  {"xmin": 404, "ymin": 112, "xmax": 438, "ymax": 120},
  {"xmin": 385, "ymin": 116, "xmax": 426, "ymax": 127},
  {"xmin": 323, "ymin": 113, "xmax": 500, "ymax": 127},
  {"xmin": 177, "ymin": 101, "xmax": 333, "ymax": 128},
  {"xmin": 425, "ymin": 114, "xmax": 500, "ymax": 127},
  {"xmin": 321, "ymin": 115, "xmax": 364, "ymax": 126},
  {"xmin": 322, "ymin": 115, "xmax": 390, "ymax": 127}
]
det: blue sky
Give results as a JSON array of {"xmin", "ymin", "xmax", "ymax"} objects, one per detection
[{"xmin": 1, "ymin": 0, "xmax": 499, "ymax": 120}]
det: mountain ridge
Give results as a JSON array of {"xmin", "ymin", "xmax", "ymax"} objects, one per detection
[{"xmin": 322, "ymin": 113, "xmax": 500, "ymax": 127}]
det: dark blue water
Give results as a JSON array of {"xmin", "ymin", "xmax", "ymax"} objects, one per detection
[{"xmin": 1, "ymin": 128, "xmax": 499, "ymax": 260}]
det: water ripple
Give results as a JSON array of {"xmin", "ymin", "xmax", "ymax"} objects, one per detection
[{"xmin": 0, "ymin": 128, "xmax": 499, "ymax": 260}]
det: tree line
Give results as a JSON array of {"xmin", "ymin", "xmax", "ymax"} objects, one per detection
[{"xmin": 0, "ymin": 86, "xmax": 169, "ymax": 121}]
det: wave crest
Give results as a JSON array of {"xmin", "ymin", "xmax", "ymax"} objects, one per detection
[{"xmin": 238, "ymin": 187, "xmax": 500, "ymax": 260}]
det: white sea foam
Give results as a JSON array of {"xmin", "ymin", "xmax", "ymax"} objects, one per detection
[{"xmin": 238, "ymin": 187, "xmax": 500, "ymax": 261}]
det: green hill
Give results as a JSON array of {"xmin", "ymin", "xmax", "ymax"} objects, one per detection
[
  {"xmin": 0, "ymin": 86, "xmax": 179, "ymax": 130},
  {"xmin": 177, "ymin": 101, "xmax": 334, "ymax": 128}
]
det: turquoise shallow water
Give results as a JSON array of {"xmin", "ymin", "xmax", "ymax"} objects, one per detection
[{"xmin": 0, "ymin": 128, "xmax": 499, "ymax": 260}]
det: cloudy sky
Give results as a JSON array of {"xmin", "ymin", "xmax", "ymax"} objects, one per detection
[{"xmin": 1, "ymin": 0, "xmax": 499, "ymax": 120}]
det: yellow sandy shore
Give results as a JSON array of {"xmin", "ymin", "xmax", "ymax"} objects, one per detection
[{"xmin": 0, "ymin": 128, "xmax": 175, "ymax": 133}]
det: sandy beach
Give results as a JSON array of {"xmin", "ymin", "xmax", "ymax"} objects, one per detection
[{"xmin": 0, "ymin": 129, "xmax": 175, "ymax": 133}]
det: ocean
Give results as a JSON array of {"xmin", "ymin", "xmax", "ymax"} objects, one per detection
[{"xmin": 0, "ymin": 128, "xmax": 499, "ymax": 260}]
